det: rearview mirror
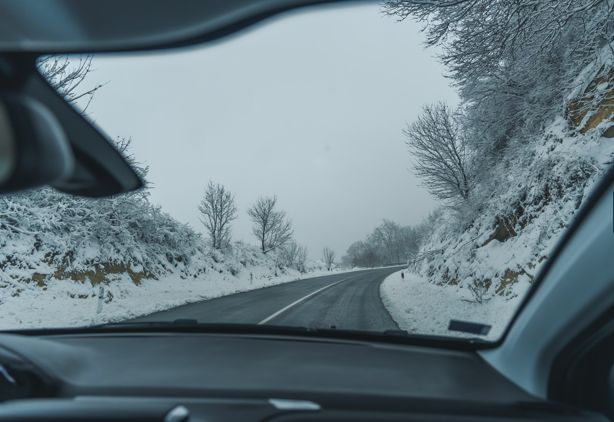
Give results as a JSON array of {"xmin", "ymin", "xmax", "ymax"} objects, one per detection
[{"xmin": 0, "ymin": 95, "xmax": 74, "ymax": 193}]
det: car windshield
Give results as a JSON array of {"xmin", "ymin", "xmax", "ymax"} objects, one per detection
[{"xmin": 2, "ymin": 2, "xmax": 612, "ymax": 341}]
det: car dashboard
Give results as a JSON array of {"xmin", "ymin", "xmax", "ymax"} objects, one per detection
[{"xmin": 0, "ymin": 331, "xmax": 606, "ymax": 421}]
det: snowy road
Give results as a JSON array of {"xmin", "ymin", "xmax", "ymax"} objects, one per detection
[{"xmin": 130, "ymin": 267, "xmax": 402, "ymax": 331}]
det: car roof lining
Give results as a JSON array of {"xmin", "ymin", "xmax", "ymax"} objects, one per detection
[{"xmin": 0, "ymin": 0, "xmax": 361, "ymax": 54}]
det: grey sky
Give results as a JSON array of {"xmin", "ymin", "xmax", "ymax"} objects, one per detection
[{"xmin": 83, "ymin": 3, "xmax": 458, "ymax": 258}]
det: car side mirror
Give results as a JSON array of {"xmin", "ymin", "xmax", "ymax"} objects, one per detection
[{"xmin": 0, "ymin": 95, "xmax": 74, "ymax": 193}]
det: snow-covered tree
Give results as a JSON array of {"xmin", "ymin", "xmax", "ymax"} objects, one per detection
[
  {"xmin": 322, "ymin": 247, "xmax": 335, "ymax": 271},
  {"xmin": 295, "ymin": 244, "xmax": 308, "ymax": 273},
  {"xmin": 278, "ymin": 240, "xmax": 309, "ymax": 272},
  {"xmin": 386, "ymin": 0, "xmax": 613, "ymax": 158}
]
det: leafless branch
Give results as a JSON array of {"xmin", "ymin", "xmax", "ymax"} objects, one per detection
[
  {"xmin": 404, "ymin": 102, "xmax": 471, "ymax": 202},
  {"xmin": 198, "ymin": 182, "xmax": 238, "ymax": 249},
  {"xmin": 247, "ymin": 196, "xmax": 293, "ymax": 254},
  {"xmin": 322, "ymin": 247, "xmax": 335, "ymax": 270}
]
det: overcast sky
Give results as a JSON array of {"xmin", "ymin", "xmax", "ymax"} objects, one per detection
[{"xmin": 82, "ymin": 3, "xmax": 458, "ymax": 258}]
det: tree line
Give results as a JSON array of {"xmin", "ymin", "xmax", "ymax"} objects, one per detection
[{"xmin": 342, "ymin": 219, "xmax": 423, "ymax": 268}]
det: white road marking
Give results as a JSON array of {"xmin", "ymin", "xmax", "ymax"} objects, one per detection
[{"xmin": 257, "ymin": 277, "xmax": 349, "ymax": 325}]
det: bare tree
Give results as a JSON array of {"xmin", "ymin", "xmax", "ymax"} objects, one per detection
[
  {"xmin": 279, "ymin": 240, "xmax": 300, "ymax": 267},
  {"xmin": 296, "ymin": 245, "xmax": 308, "ymax": 273},
  {"xmin": 468, "ymin": 279, "xmax": 491, "ymax": 304},
  {"xmin": 404, "ymin": 102, "xmax": 470, "ymax": 202},
  {"xmin": 279, "ymin": 240, "xmax": 309, "ymax": 272},
  {"xmin": 370, "ymin": 219, "xmax": 404, "ymax": 264},
  {"xmin": 198, "ymin": 182, "xmax": 237, "ymax": 250},
  {"xmin": 322, "ymin": 247, "xmax": 335, "ymax": 271},
  {"xmin": 38, "ymin": 56, "xmax": 105, "ymax": 112},
  {"xmin": 248, "ymin": 196, "xmax": 293, "ymax": 254}
]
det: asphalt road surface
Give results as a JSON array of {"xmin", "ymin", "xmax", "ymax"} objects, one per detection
[{"xmin": 131, "ymin": 266, "xmax": 402, "ymax": 331}]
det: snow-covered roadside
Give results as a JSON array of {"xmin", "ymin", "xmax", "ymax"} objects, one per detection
[
  {"xmin": 380, "ymin": 270, "xmax": 531, "ymax": 340},
  {"xmin": 0, "ymin": 267, "xmax": 355, "ymax": 330}
]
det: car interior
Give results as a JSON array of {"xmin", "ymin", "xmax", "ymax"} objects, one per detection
[{"xmin": 0, "ymin": 1, "xmax": 612, "ymax": 421}]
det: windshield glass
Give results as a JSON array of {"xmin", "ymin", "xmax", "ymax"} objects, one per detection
[{"xmin": 3, "ymin": 2, "xmax": 612, "ymax": 341}]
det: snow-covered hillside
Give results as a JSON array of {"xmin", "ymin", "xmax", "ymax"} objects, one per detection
[
  {"xmin": 382, "ymin": 45, "xmax": 614, "ymax": 339},
  {"xmin": 0, "ymin": 247, "xmax": 341, "ymax": 330},
  {"xmin": 0, "ymin": 184, "xmax": 339, "ymax": 329},
  {"xmin": 0, "ymin": 215, "xmax": 341, "ymax": 330}
]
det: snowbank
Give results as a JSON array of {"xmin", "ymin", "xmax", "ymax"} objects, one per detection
[
  {"xmin": 381, "ymin": 270, "xmax": 531, "ymax": 340},
  {"xmin": 0, "ymin": 265, "xmax": 351, "ymax": 330}
]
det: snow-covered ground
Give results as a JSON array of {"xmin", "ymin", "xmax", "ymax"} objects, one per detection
[
  {"xmin": 381, "ymin": 270, "xmax": 531, "ymax": 340},
  {"xmin": 0, "ymin": 266, "xmax": 352, "ymax": 330}
]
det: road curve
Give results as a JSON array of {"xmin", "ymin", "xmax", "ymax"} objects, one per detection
[{"xmin": 130, "ymin": 267, "xmax": 402, "ymax": 332}]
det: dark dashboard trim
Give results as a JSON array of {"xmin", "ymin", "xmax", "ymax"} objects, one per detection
[{"xmin": 0, "ymin": 323, "xmax": 492, "ymax": 351}]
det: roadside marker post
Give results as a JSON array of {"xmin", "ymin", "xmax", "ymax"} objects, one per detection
[{"xmin": 96, "ymin": 286, "xmax": 105, "ymax": 314}]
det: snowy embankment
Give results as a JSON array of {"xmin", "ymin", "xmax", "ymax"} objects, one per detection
[
  {"xmin": 381, "ymin": 115, "xmax": 613, "ymax": 340},
  {"xmin": 381, "ymin": 111, "xmax": 613, "ymax": 340},
  {"xmin": 380, "ymin": 46, "xmax": 613, "ymax": 340},
  {"xmin": 0, "ymin": 185, "xmax": 352, "ymax": 329},
  {"xmin": 0, "ymin": 265, "xmax": 349, "ymax": 330},
  {"xmin": 381, "ymin": 270, "xmax": 530, "ymax": 340}
]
